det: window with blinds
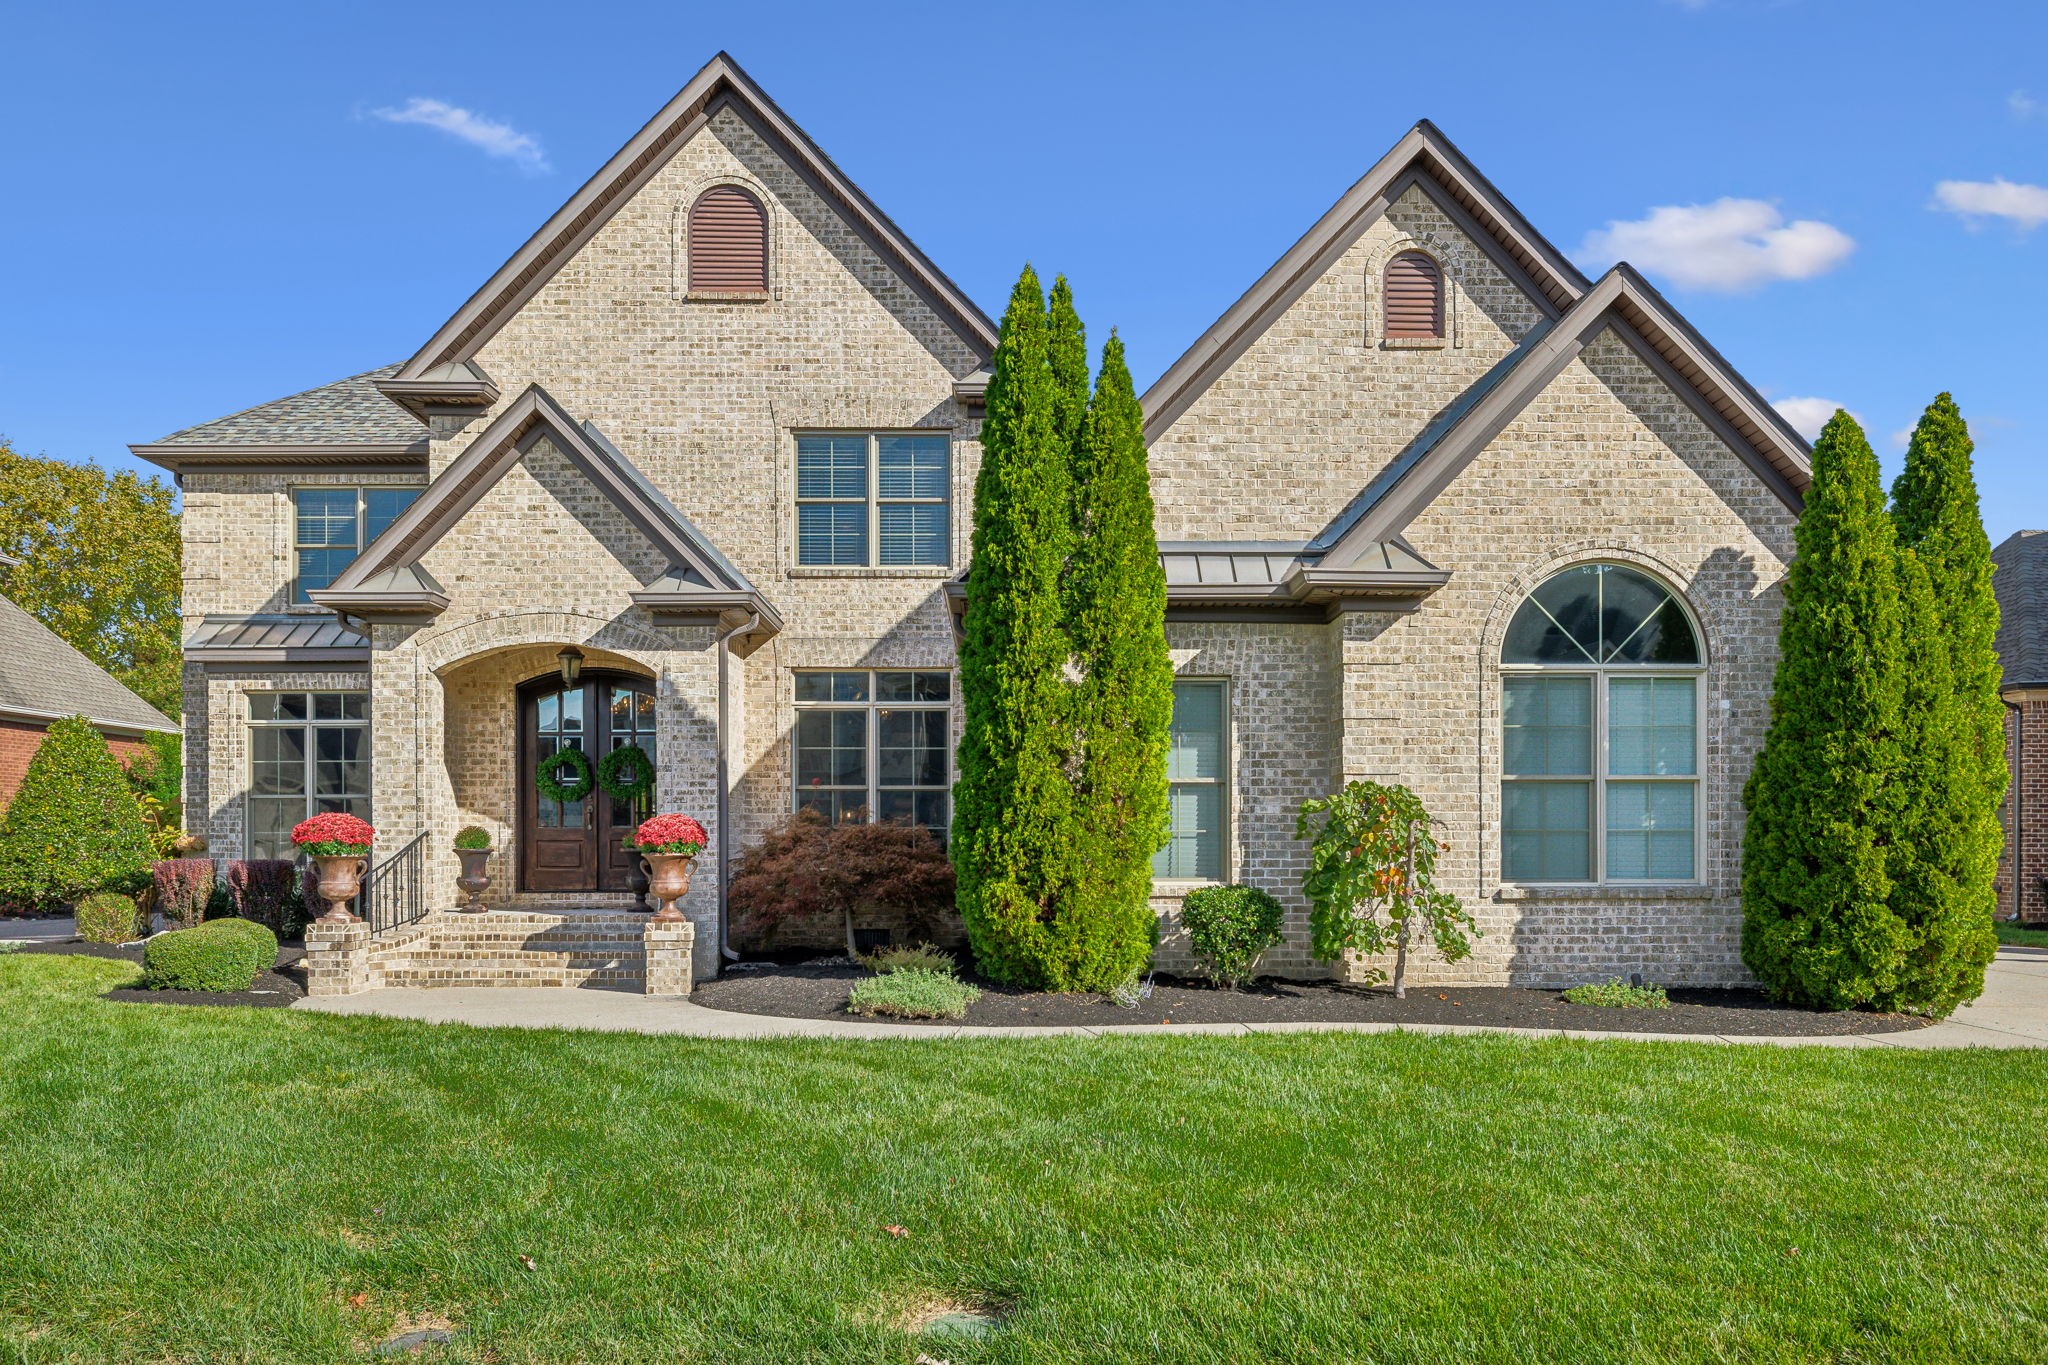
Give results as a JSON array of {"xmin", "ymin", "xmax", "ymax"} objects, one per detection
[
  {"xmin": 1153, "ymin": 681, "xmax": 1228, "ymax": 882},
  {"xmin": 795, "ymin": 432, "xmax": 949, "ymax": 567},
  {"xmin": 687, "ymin": 185, "xmax": 769, "ymax": 295},
  {"xmin": 1382, "ymin": 250, "xmax": 1445, "ymax": 340}
]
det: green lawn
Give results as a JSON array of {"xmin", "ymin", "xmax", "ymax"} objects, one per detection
[
  {"xmin": 1995, "ymin": 919, "xmax": 2048, "ymax": 949},
  {"xmin": 3, "ymin": 954, "xmax": 2044, "ymax": 1364}
]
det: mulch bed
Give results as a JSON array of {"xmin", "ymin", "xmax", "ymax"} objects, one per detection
[
  {"xmin": 14, "ymin": 939, "xmax": 308, "ymax": 1008},
  {"xmin": 694, "ymin": 962, "xmax": 1932, "ymax": 1036}
]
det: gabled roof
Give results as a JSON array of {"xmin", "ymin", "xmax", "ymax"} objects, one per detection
[
  {"xmin": 310, "ymin": 384, "xmax": 780, "ymax": 649},
  {"xmin": 392, "ymin": 51, "xmax": 997, "ymax": 387},
  {"xmin": 1140, "ymin": 120, "xmax": 1589, "ymax": 444},
  {"xmin": 0, "ymin": 594, "xmax": 176, "ymax": 735},
  {"xmin": 1994, "ymin": 530, "xmax": 2048, "ymax": 691},
  {"xmin": 1310, "ymin": 265, "xmax": 1810, "ymax": 564},
  {"xmin": 131, "ymin": 365, "xmax": 427, "ymax": 472}
]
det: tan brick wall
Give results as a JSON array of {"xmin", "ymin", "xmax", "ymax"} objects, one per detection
[{"xmin": 179, "ymin": 470, "xmax": 429, "ymax": 624}]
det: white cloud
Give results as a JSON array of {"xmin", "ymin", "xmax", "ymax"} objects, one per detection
[
  {"xmin": 370, "ymin": 97, "xmax": 550, "ymax": 174},
  {"xmin": 1774, "ymin": 397, "xmax": 1856, "ymax": 441},
  {"xmin": 1931, "ymin": 178, "xmax": 2048, "ymax": 231},
  {"xmin": 1889, "ymin": 427, "xmax": 1914, "ymax": 451},
  {"xmin": 2010, "ymin": 90, "xmax": 2039, "ymax": 121},
  {"xmin": 1575, "ymin": 198, "xmax": 1855, "ymax": 291}
]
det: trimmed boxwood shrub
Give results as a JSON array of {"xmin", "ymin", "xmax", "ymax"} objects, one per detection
[
  {"xmin": 1179, "ymin": 884, "xmax": 1286, "ymax": 988},
  {"xmin": 76, "ymin": 891, "xmax": 143, "ymax": 944},
  {"xmin": 0, "ymin": 715, "xmax": 154, "ymax": 913},
  {"xmin": 142, "ymin": 918, "xmax": 278, "ymax": 992}
]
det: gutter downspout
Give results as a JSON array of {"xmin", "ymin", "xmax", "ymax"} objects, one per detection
[{"xmin": 714, "ymin": 609, "xmax": 761, "ymax": 965}]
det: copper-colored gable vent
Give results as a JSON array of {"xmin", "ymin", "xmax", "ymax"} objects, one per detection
[
  {"xmin": 1383, "ymin": 251, "xmax": 1444, "ymax": 339},
  {"xmin": 688, "ymin": 186, "xmax": 769, "ymax": 294}
]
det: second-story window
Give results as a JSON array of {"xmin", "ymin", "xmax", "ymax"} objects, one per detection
[
  {"xmin": 294, "ymin": 486, "xmax": 421, "ymax": 603},
  {"xmin": 795, "ymin": 433, "xmax": 949, "ymax": 567}
]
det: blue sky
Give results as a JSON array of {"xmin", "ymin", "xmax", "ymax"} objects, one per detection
[{"xmin": 3, "ymin": 0, "xmax": 2043, "ymax": 537}]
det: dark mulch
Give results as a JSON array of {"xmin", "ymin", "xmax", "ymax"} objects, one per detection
[
  {"xmin": 15, "ymin": 938, "xmax": 308, "ymax": 1007},
  {"xmin": 693, "ymin": 962, "xmax": 1932, "ymax": 1036}
]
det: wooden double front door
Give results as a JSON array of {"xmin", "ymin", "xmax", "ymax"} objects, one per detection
[{"xmin": 518, "ymin": 670, "xmax": 658, "ymax": 892}]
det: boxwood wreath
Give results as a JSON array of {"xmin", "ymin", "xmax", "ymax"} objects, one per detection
[
  {"xmin": 596, "ymin": 744, "xmax": 655, "ymax": 803},
  {"xmin": 535, "ymin": 746, "xmax": 595, "ymax": 804}
]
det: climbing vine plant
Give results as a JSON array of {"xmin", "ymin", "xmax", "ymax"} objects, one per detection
[{"xmin": 1296, "ymin": 780, "xmax": 1477, "ymax": 997}]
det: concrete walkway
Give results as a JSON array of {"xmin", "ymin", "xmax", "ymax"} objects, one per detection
[{"xmin": 293, "ymin": 946, "xmax": 2048, "ymax": 1049}]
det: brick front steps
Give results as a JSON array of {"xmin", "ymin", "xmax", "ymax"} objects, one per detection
[{"xmin": 305, "ymin": 910, "xmax": 694, "ymax": 998}]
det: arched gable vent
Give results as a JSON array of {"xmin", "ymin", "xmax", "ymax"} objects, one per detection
[
  {"xmin": 1383, "ymin": 250, "xmax": 1445, "ymax": 340},
  {"xmin": 688, "ymin": 186, "xmax": 769, "ymax": 295}
]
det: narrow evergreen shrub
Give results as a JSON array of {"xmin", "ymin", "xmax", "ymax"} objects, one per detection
[
  {"xmin": 75, "ymin": 891, "xmax": 143, "ymax": 944},
  {"xmin": 847, "ymin": 967, "xmax": 981, "ymax": 1020},
  {"xmin": 0, "ymin": 716, "xmax": 154, "ymax": 912},
  {"xmin": 1064, "ymin": 333, "xmax": 1174, "ymax": 989},
  {"xmin": 152, "ymin": 858, "xmax": 216, "ymax": 932},
  {"xmin": 1179, "ymin": 885, "xmax": 1285, "ymax": 988},
  {"xmin": 223, "ymin": 860, "xmax": 305, "ymax": 937},
  {"xmin": 1742, "ymin": 412, "xmax": 1912, "ymax": 1009},
  {"xmin": 142, "ymin": 918, "xmax": 277, "ymax": 992},
  {"xmin": 954, "ymin": 267, "xmax": 1080, "ymax": 988},
  {"xmin": 1885, "ymin": 394, "xmax": 2001, "ymax": 1013}
]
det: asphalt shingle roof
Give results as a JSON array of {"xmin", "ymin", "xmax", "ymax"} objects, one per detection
[
  {"xmin": 1994, "ymin": 530, "xmax": 2048, "ymax": 690},
  {"xmin": 0, "ymin": 593, "xmax": 177, "ymax": 733},
  {"xmin": 150, "ymin": 365, "xmax": 424, "ymax": 447}
]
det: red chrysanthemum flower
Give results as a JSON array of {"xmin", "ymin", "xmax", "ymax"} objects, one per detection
[
  {"xmin": 632, "ymin": 813, "xmax": 708, "ymax": 855},
  {"xmin": 290, "ymin": 812, "xmax": 377, "ymax": 854}
]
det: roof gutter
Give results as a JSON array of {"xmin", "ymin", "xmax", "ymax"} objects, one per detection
[{"xmin": 0, "ymin": 703, "xmax": 178, "ymax": 737}]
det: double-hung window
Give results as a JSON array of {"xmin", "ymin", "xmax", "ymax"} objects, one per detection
[
  {"xmin": 792, "ymin": 670, "xmax": 952, "ymax": 838},
  {"xmin": 246, "ymin": 691, "xmax": 370, "ymax": 859},
  {"xmin": 1154, "ymin": 680, "xmax": 1228, "ymax": 881},
  {"xmin": 294, "ymin": 487, "xmax": 421, "ymax": 602},
  {"xmin": 1500, "ymin": 564, "xmax": 1702, "ymax": 883},
  {"xmin": 794, "ymin": 433, "xmax": 949, "ymax": 567}
]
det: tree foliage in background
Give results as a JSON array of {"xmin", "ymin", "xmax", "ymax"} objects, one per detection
[
  {"xmin": 1296, "ymin": 780, "xmax": 1475, "ymax": 998},
  {"xmin": 0, "ymin": 440, "xmax": 180, "ymax": 717},
  {"xmin": 953, "ymin": 267, "xmax": 1082, "ymax": 988},
  {"xmin": 1064, "ymin": 332, "xmax": 1173, "ymax": 987},
  {"xmin": 0, "ymin": 715, "xmax": 155, "ymax": 912},
  {"xmin": 1742, "ymin": 412, "xmax": 1913, "ymax": 1008},
  {"xmin": 1883, "ymin": 393, "xmax": 2001, "ymax": 1011}
]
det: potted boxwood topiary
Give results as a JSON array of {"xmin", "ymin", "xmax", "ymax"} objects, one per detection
[
  {"xmin": 629, "ymin": 813, "xmax": 708, "ymax": 923},
  {"xmin": 292, "ymin": 812, "xmax": 376, "ymax": 924},
  {"xmin": 453, "ymin": 825, "xmax": 493, "ymax": 912}
]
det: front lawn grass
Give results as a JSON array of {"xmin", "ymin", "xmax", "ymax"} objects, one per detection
[
  {"xmin": 1995, "ymin": 919, "xmax": 2048, "ymax": 949},
  {"xmin": 3, "ymin": 953, "xmax": 2044, "ymax": 1364}
]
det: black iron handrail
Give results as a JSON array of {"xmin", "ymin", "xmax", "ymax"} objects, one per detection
[{"xmin": 359, "ymin": 832, "xmax": 429, "ymax": 934}]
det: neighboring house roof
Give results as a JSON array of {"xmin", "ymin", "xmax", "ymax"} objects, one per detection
[
  {"xmin": 0, "ymin": 594, "xmax": 177, "ymax": 735},
  {"xmin": 310, "ymin": 384, "xmax": 781, "ymax": 653},
  {"xmin": 131, "ymin": 365, "xmax": 428, "ymax": 473},
  {"xmin": 391, "ymin": 50, "xmax": 997, "ymax": 388},
  {"xmin": 182, "ymin": 614, "xmax": 370, "ymax": 666},
  {"xmin": 1139, "ymin": 122, "xmax": 1811, "ymax": 518},
  {"xmin": 1994, "ymin": 530, "xmax": 2048, "ymax": 691}
]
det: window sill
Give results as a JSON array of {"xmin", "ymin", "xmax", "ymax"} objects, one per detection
[
  {"xmin": 687, "ymin": 290, "xmax": 771, "ymax": 303},
  {"xmin": 1494, "ymin": 883, "xmax": 1717, "ymax": 901},
  {"xmin": 1381, "ymin": 336, "xmax": 1448, "ymax": 350},
  {"xmin": 786, "ymin": 565, "xmax": 956, "ymax": 579},
  {"xmin": 1150, "ymin": 879, "xmax": 1227, "ymax": 898}
]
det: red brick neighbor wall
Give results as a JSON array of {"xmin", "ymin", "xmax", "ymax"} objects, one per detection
[
  {"xmin": 0, "ymin": 718, "xmax": 153, "ymax": 809},
  {"xmin": 2006, "ymin": 693, "xmax": 2048, "ymax": 925}
]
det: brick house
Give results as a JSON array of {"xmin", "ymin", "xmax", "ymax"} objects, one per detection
[
  {"xmin": 0, "ymin": 554, "xmax": 178, "ymax": 806},
  {"xmin": 1994, "ymin": 530, "xmax": 2047, "ymax": 924},
  {"xmin": 136, "ymin": 53, "xmax": 1810, "ymax": 993}
]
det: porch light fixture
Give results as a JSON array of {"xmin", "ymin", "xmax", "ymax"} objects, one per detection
[{"xmin": 557, "ymin": 646, "xmax": 585, "ymax": 690}]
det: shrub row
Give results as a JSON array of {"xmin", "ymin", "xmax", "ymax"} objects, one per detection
[{"xmin": 142, "ymin": 918, "xmax": 279, "ymax": 993}]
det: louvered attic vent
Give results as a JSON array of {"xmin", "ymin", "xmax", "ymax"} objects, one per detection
[
  {"xmin": 688, "ymin": 186, "xmax": 769, "ymax": 295},
  {"xmin": 1383, "ymin": 251, "xmax": 1444, "ymax": 340}
]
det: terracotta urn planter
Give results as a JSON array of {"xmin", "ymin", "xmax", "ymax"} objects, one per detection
[
  {"xmin": 455, "ymin": 848, "xmax": 492, "ymax": 913},
  {"xmin": 311, "ymin": 854, "xmax": 369, "ymax": 924},
  {"xmin": 639, "ymin": 852, "xmax": 696, "ymax": 924}
]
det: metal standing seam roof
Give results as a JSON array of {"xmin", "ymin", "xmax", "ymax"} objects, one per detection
[
  {"xmin": 1994, "ymin": 530, "xmax": 2048, "ymax": 690},
  {"xmin": 182, "ymin": 615, "xmax": 370, "ymax": 655},
  {"xmin": 147, "ymin": 365, "xmax": 425, "ymax": 448},
  {"xmin": 0, "ymin": 594, "xmax": 178, "ymax": 734}
]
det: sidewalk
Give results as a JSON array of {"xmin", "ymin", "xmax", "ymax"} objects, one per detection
[{"xmin": 293, "ymin": 947, "xmax": 2048, "ymax": 1049}]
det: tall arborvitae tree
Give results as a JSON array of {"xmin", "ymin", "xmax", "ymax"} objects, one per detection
[
  {"xmin": 1063, "ymin": 333, "xmax": 1174, "ymax": 988},
  {"xmin": 953, "ymin": 267, "xmax": 1079, "ymax": 987},
  {"xmin": 1742, "ymin": 411, "xmax": 1912, "ymax": 1008},
  {"xmin": 1886, "ymin": 393, "xmax": 2001, "ymax": 1010}
]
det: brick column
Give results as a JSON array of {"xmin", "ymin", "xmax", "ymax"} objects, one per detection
[
  {"xmin": 304, "ymin": 921, "xmax": 371, "ymax": 997},
  {"xmin": 644, "ymin": 919, "xmax": 696, "ymax": 997}
]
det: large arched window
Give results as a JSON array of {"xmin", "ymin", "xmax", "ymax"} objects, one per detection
[
  {"xmin": 687, "ymin": 185, "xmax": 769, "ymax": 295},
  {"xmin": 1500, "ymin": 564, "xmax": 1702, "ymax": 884}
]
